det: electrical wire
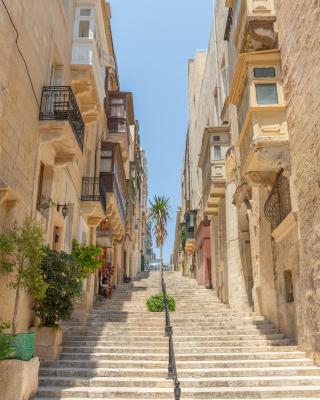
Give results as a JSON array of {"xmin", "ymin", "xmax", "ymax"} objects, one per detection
[{"xmin": 1, "ymin": 0, "xmax": 40, "ymax": 107}]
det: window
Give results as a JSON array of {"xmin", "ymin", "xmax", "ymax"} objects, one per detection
[
  {"xmin": 254, "ymin": 67, "xmax": 276, "ymax": 78},
  {"xmin": 221, "ymin": 55, "xmax": 229, "ymax": 98},
  {"xmin": 109, "ymin": 98, "xmax": 126, "ymax": 117},
  {"xmin": 214, "ymin": 145, "xmax": 222, "ymax": 160},
  {"xmin": 80, "ymin": 8, "xmax": 91, "ymax": 16},
  {"xmin": 256, "ymin": 83, "xmax": 278, "ymax": 105},
  {"xmin": 36, "ymin": 162, "xmax": 44, "ymax": 211},
  {"xmin": 62, "ymin": 0, "xmax": 69, "ymax": 14},
  {"xmin": 213, "ymin": 136, "xmax": 220, "ymax": 142},
  {"xmin": 79, "ymin": 20, "xmax": 90, "ymax": 37},
  {"xmin": 238, "ymin": 80, "xmax": 250, "ymax": 133},
  {"xmin": 51, "ymin": 64, "xmax": 64, "ymax": 86},
  {"xmin": 214, "ymin": 88, "xmax": 220, "ymax": 123},
  {"xmin": 101, "ymin": 150, "xmax": 113, "ymax": 173},
  {"xmin": 284, "ymin": 270, "xmax": 294, "ymax": 303}
]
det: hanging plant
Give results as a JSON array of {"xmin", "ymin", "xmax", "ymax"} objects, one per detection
[{"xmin": 179, "ymin": 223, "xmax": 187, "ymax": 250}]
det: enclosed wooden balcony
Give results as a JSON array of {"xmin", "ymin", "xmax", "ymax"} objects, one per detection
[
  {"xmin": 184, "ymin": 210, "xmax": 197, "ymax": 254},
  {"xmin": 198, "ymin": 126, "xmax": 230, "ymax": 216},
  {"xmin": 230, "ymin": 51, "xmax": 289, "ymax": 184},
  {"xmin": 100, "ymin": 142, "xmax": 127, "ymax": 240},
  {"xmin": 39, "ymin": 86, "xmax": 85, "ymax": 162},
  {"xmin": 105, "ymin": 92, "xmax": 134, "ymax": 160},
  {"xmin": 226, "ymin": 0, "xmax": 276, "ymax": 53}
]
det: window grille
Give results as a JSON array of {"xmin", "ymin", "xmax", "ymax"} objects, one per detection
[{"xmin": 264, "ymin": 170, "xmax": 292, "ymax": 229}]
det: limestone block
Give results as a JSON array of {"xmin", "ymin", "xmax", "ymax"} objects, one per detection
[
  {"xmin": 31, "ymin": 326, "xmax": 63, "ymax": 361},
  {"xmin": 0, "ymin": 357, "xmax": 39, "ymax": 400}
]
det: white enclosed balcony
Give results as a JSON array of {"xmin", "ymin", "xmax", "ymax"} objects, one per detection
[
  {"xmin": 198, "ymin": 126, "xmax": 230, "ymax": 216},
  {"xmin": 71, "ymin": 3, "xmax": 116, "ymax": 123}
]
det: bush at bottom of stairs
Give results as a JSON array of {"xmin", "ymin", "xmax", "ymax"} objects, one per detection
[{"xmin": 146, "ymin": 294, "xmax": 176, "ymax": 312}]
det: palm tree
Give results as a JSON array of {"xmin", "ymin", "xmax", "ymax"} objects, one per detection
[{"xmin": 148, "ymin": 195, "xmax": 171, "ymax": 287}]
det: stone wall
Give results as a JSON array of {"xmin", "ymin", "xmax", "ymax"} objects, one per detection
[
  {"xmin": 275, "ymin": 0, "xmax": 320, "ymax": 362},
  {"xmin": 0, "ymin": 0, "xmax": 75, "ymax": 332}
]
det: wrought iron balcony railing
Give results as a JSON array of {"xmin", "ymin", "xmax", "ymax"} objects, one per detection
[
  {"xmin": 81, "ymin": 177, "xmax": 106, "ymax": 213},
  {"xmin": 39, "ymin": 86, "xmax": 85, "ymax": 151}
]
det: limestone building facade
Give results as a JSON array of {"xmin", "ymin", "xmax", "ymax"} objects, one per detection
[
  {"xmin": 175, "ymin": 0, "xmax": 320, "ymax": 364},
  {"xmin": 0, "ymin": 0, "xmax": 148, "ymax": 333}
]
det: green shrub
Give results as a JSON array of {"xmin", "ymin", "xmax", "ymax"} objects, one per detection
[
  {"xmin": 34, "ymin": 248, "xmax": 83, "ymax": 327},
  {"xmin": 146, "ymin": 293, "xmax": 176, "ymax": 312},
  {"xmin": 0, "ymin": 320, "xmax": 13, "ymax": 360},
  {"xmin": 72, "ymin": 240, "xmax": 103, "ymax": 278}
]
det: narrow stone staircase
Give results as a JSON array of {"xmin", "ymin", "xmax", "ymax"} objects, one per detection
[{"xmin": 35, "ymin": 271, "xmax": 320, "ymax": 399}]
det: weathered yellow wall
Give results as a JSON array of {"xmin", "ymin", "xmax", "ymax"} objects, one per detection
[{"xmin": 275, "ymin": 0, "xmax": 320, "ymax": 361}]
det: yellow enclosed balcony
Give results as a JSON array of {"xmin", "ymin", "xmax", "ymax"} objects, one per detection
[
  {"xmin": 198, "ymin": 126, "xmax": 230, "ymax": 216},
  {"xmin": 230, "ymin": 51, "xmax": 289, "ymax": 185},
  {"xmin": 226, "ymin": 0, "xmax": 276, "ymax": 53}
]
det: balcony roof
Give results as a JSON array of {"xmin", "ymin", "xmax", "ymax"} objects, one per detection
[{"xmin": 198, "ymin": 125, "xmax": 231, "ymax": 168}]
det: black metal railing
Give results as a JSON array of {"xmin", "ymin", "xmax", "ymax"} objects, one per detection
[
  {"xmin": 39, "ymin": 86, "xmax": 85, "ymax": 151},
  {"xmin": 264, "ymin": 169, "xmax": 292, "ymax": 229},
  {"xmin": 81, "ymin": 177, "xmax": 106, "ymax": 213},
  {"xmin": 162, "ymin": 277, "xmax": 181, "ymax": 400}
]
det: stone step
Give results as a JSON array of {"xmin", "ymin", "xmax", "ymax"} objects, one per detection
[
  {"xmin": 61, "ymin": 344, "xmax": 296, "ymax": 354},
  {"xmin": 39, "ymin": 365, "xmax": 320, "ymax": 378},
  {"xmin": 40, "ymin": 358, "xmax": 315, "ymax": 370},
  {"xmin": 35, "ymin": 385, "xmax": 320, "ymax": 398},
  {"xmin": 63, "ymin": 327, "xmax": 281, "ymax": 336},
  {"xmin": 39, "ymin": 375, "xmax": 320, "ymax": 388},
  {"xmin": 59, "ymin": 350, "xmax": 306, "ymax": 361},
  {"xmin": 63, "ymin": 335, "xmax": 287, "ymax": 346},
  {"xmin": 38, "ymin": 272, "xmax": 320, "ymax": 400},
  {"xmin": 63, "ymin": 332, "xmax": 283, "ymax": 342},
  {"xmin": 64, "ymin": 337, "xmax": 290, "ymax": 351},
  {"xmin": 63, "ymin": 320, "xmax": 271, "ymax": 328}
]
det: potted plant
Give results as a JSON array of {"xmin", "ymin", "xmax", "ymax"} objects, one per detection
[
  {"xmin": 0, "ymin": 217, "xmax": 47, "ymax": 337},
  {"xmin": 32, "ymin": 248, "xmax": 83, "ymax": 360},
  {"xmin": 0, "ymin": 217, "xmax": 45, "ymax": 400},
  {"xmin": 32, "ymin": 242, "xmax": 103, "ymax": 360}
]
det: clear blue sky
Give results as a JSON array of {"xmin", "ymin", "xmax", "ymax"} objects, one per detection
[{"xmin": 109, "ymin": 0, "xmax": 213, "ymax": 262}]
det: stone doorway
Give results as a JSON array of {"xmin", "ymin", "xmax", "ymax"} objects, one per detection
[{"xmin": 239, "ymin": 203, "xmax": 254, "ymax": 309}]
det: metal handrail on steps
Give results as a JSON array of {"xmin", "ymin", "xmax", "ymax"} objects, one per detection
[{"xmin": 161, "ymin": 277, "xmax": 181, "ymax": 400}]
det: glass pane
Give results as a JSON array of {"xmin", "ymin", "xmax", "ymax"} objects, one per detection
[
  {"xmin": 214, "ymin": 145, "xmax": 222, "ymax": 160},
  {"xmin": 101, "ymin": 150, "xmax": 112, "ymax": 157},
  {"xmin": 256, "ymin": 84, "xmax": 279, "ymax": 104},
  {"xmin": 111, "ymin": 98, "xmax": 125, "ymax": 105},
  {"xmin": 110, "ymin": 105, "xmax": 125, "ymax": 117},
  {"xmin": 254, "ymin": 67, "xmax": 276, "ymax": 78},
  {"xmin": 79, "ymin": 20, "xmax": 90, "ymax": 37},
  {"xmin": 80, "ymin": 8, "xmax": 91, "ymax": 16},
  {"xmin": 101, "ymin": 159, "xmax": 112, "ymax": 173}
]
